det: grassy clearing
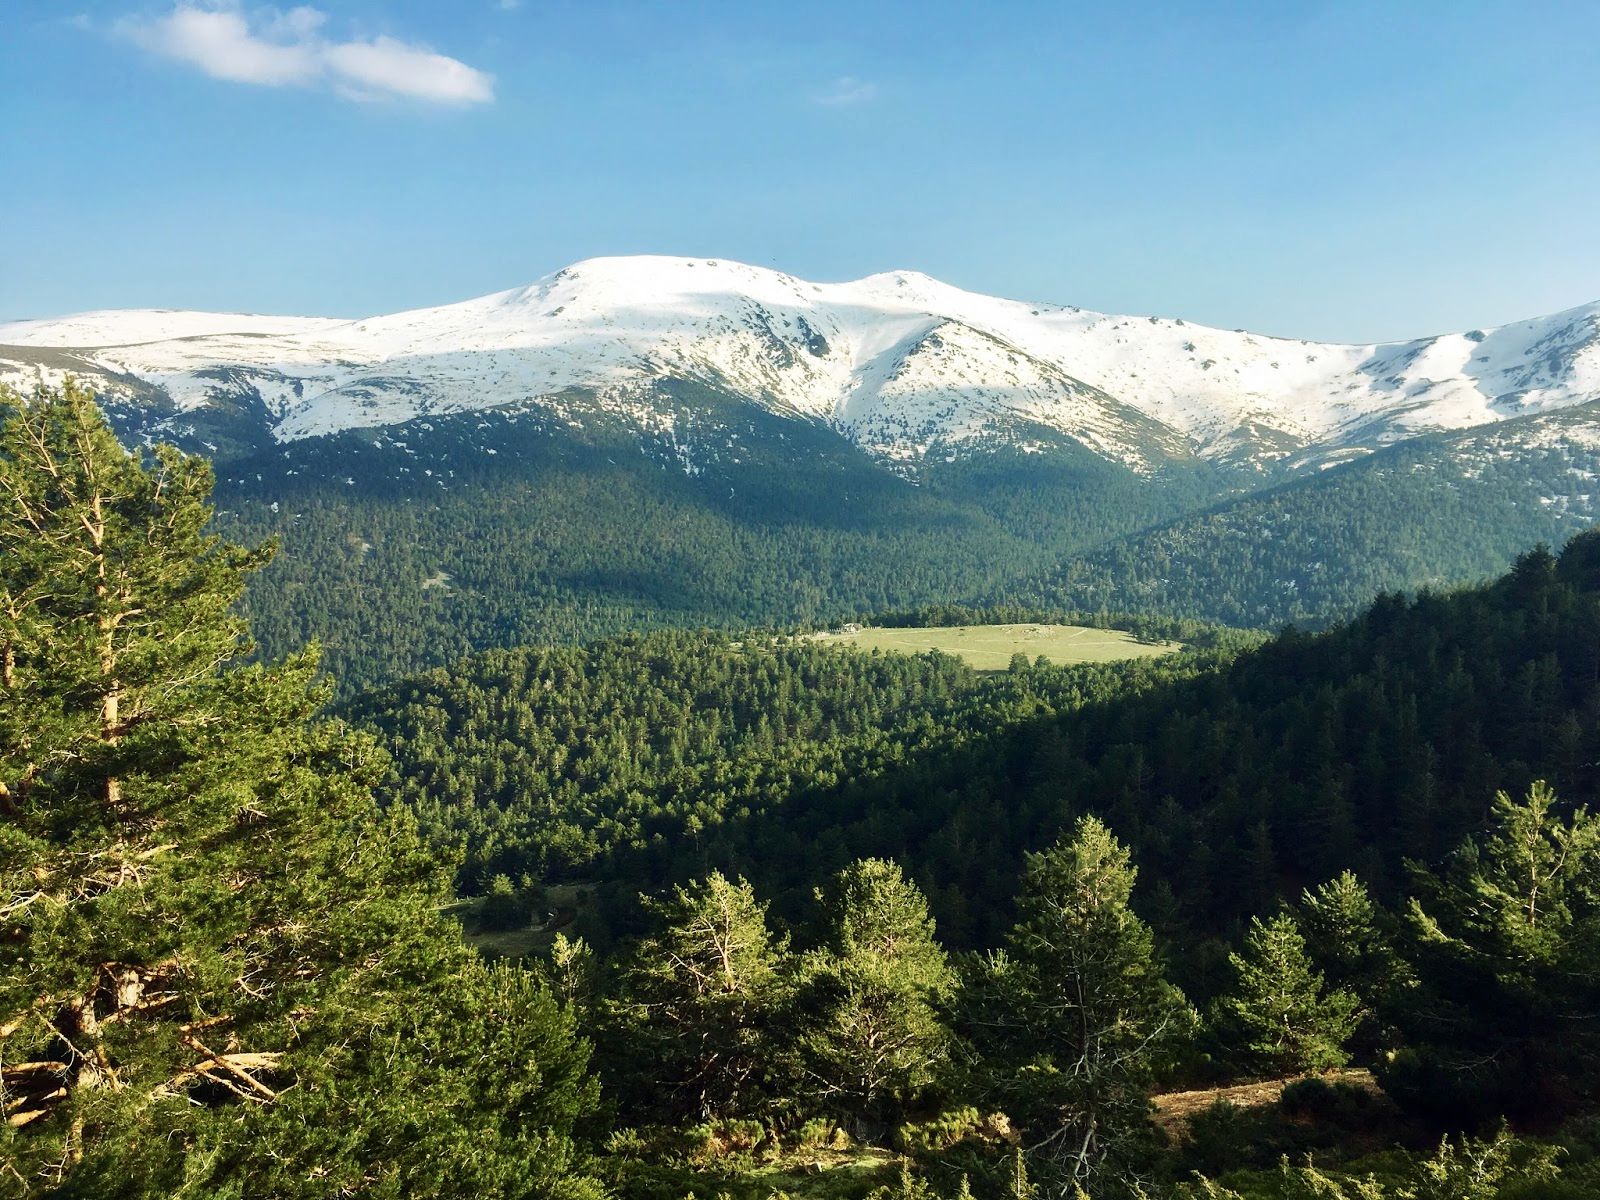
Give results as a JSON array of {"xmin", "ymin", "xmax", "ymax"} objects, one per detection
[
  {"xmin": 461, "ymin": 882, "xmax": 593, "ymax": 960},
  {"xmin": 812, "ymin": 623, "xmax": 1180, "ymax": 671}
]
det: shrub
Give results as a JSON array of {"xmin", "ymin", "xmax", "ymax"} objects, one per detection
[
  {"xmin": 895, "ymin": 1107, "xmax": 984, "ymax": 1154},
  {"xmin": 1279, "ymin": 1078, "xmax": 1382, "ymax": 1126}
]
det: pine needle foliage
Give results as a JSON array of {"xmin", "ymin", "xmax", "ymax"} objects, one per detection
[
  {"xmin": 0, "ymin": 383, "xmax": 600, "ymax": 1199},
  {"xmin": 1385, "ymin": 779, "xmax": 1600, "ymax": 1120},
  {"xmin": 1219, "ymin": 912, "xmax": 1360, "ymax": 1075},
  {"xmin": 605, "ymin": 871, "xmax": 789, "ymax": 1122},
  {"xmin": 963, "ymin": 817, "xmax": 1191, "ymax": 1199},
  {"xmin": 794, "ymin": 859, "xmax": 955, "ymax": 1125}
]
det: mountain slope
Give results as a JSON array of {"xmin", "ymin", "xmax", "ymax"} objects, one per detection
[
  {"xmin": 5, "ymin": 256, "xmax": 1597, "ymax": 475},
  {"xmin": 210, "ymin": 379, "xmax": 1212, "ymax": 689},
  {"xmin": 1019, "ymin": 399, "xmax": 1600, "ymax": 628},
  {"xmin": 351, "ymin": 530, "xmax": 1600, "ymax": 968}
]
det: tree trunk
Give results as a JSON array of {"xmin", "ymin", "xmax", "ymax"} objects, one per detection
[
  {"xmin": 58, "ymin": 994, "xmax": 117, "ymax": 1164},
  {"xmin": 88, "ymin": 493, "xmax": 124, "ymax": 814},
  {"xmin": 1, "ymin": 639, "xmax": 12, "ymax": 814}
]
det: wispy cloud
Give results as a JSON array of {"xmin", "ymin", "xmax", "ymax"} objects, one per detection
[
  {"xmin": 812, "ymin": 76, "xmax": 877, "ymax": 107},
  {"xmin": 114, "ymin": 3, "xmax": 494, "ymax": 105}
]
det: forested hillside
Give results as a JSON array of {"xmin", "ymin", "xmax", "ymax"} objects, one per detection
[
  {"xmin": 358, "ymin": 530, "xmax": 1600, "ymax": 981},
  {"xmin": 182, "ymin": 389, "xmax": 1600, "ymax": 692},
  {"xmin": 207, "ymin": 387, "xmax": 1218, "ymax": 689},
  {"xmin": 349, "ymin": 524, "xmax": 1600, "ymax": 1197},
  {"xmin": 1021, "ymin": 402, "xmax": 1600, "ymax": 627}
]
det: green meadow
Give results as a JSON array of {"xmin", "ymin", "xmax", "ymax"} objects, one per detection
[{"xmin": 813, "ymin": 622, "xmax": 1181, "ymax": 670}]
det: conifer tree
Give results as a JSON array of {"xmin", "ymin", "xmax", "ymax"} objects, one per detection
[
  {"xmin": 1299, "ymin": 871, "xmax": 1406, "ymax": 1053},
  {"xmin": 964, "ymin": 816, "xmax": 1190, "ymax": 1198},
  {"xmin": 607, "ymin": 870, "xmax": 789, "ymax": 1121},
  {"xmin": 794, "ymin": 859, "xmax": 954, "ymax": 1127},
  {"xmin": 1384, "ymin": 780, "xmax": 1600, "ymax": 1120},
  {"xmin": 1191, "ymin": 1123, "xmax": 1560, "ymax": 1200},
  {"xmin": 1299, "ymin": 872, "xmax": 1390, "ymax": 997},
  {"xmin": 1219, "ymin": 911, "xmax": 1359, "ymax": 1075},
  {"xmin": 0, "ymin": 384, "xmax": 600, "ymax": 1198},
  {"xmin": 545, "ymin": 932, "xmax": 597, "ymax": 1013}
]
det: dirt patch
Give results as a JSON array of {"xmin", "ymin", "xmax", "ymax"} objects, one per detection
[{"xmin": 1152, "ymin": 1068, "xmax": 1382, "ymax": 1138}]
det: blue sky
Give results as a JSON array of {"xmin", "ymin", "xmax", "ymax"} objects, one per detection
[{"xmin": 3, "ymin": 1, "xmax": 1597, "ymax": 342}]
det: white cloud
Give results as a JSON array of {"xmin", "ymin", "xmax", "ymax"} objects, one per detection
[
  {"xmin": 324, "ymin": 35, "xmax": 494, "ymax": 104},
  {"xmin": 266, "ymin": 6, "xmax": 325, "ymax": 40},
  {"xmin": 116, "ymin": 3, "xmax": 493, "ymax": 105},
  {"xmin": 118, "ymin": 5, "xmax": 317, "ymax": 85},
  {"xmin": 812, "ymin": 76, "xmax": 877, "ymax": 107}
]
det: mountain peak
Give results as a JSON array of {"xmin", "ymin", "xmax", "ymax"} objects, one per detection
[{"xmin": 3, "ymin": 257, "xmax": 1598, "ymax": 476}]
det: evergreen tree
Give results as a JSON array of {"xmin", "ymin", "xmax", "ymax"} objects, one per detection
[
  {"xmin": 963, "ymin": 817, "xmax": 1190, "ymax": 1198},
  {"xmin": 1299, "ymin": 871, "xmax": 1405, "ymax": 1052},
  {"xmin": 1191, "ymin": 1125, "xmax": 1561, "ymax": 1200},
  {"xmin": 1407, "ymin": 1124, "xmax": 1561, "ymax": 1200},
  {"xmin": 180, "ymin": 961, "xmax": 603, "ymax": 1200},
  {"xmin": 480, "ymin": 872, "xmax": 529, "ymax": 931},
  {"xmin": 793, "ymin": 859, "xmax": 955, "ymax": 1127},
  {"xmin": 1384, "ymin": 781, "xmax": 1600, "ymax": 1120},
  {"xmin": 606, "ymin": 871, "xmax": 789, "ymax": 1121},
  {"xmin": 0, "ymin": 384, "xmax": 600, "ymax": 1198},
  {"xmin": 1299, "ymin": 873, "xmax": 1389, "ymax": 997},
  {"xmin": 1219, "ymin": 912, "xmax": 1360, "ymax": 1075},
  {"xmin": 545, "ymin": 932, "xmax": 597, "ymax": 1014}
]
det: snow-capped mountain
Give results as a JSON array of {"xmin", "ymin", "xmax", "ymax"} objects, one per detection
[{"xmin": 3, "ymin": 255, "xmax": 1598, "ymax": 476}]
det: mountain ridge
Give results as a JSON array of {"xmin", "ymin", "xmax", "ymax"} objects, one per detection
[{"xmin": 5, "ymin": 255, "xmax": 1597, "ymax": 477}]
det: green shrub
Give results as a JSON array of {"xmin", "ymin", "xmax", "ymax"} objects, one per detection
[
  {"xmin": 895, "ymin": 1107, "xmax": 983, "ymax": 1154},
  {"xmin": 796, "ymin": 1118, "xmax": 842, "ymax": 1149},
  {"xmin": 1279, "ymin": 1078, "xmax": 1382, "ymax": 1126},
  {"xmin": 684, "ymin": 1118, "xmax": 769, "ymax": 1160}
]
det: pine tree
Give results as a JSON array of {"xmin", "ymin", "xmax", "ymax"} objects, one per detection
[
  {"xmin": 1408, "ymin": 1124, "xmax": 1561, "ymax": 1200},
  {"xmin": 964, "ymin": 816, "xmax": 1190, "ymax": 1198},
  {"xmin": 0, "ymin": 384, "xmax": 601, "ymax": 1198},
  {"xmin": 480, "ymin": 872, "xmax": 527, "ymax": 930},
  {"xmin": 606, "ymin": 870, "xmax": 789, "ymax": 1121},
  {"xmin": 794, "ymin": 859, "xmax": 954, "ymax": 1126},
  {"xmin": 1299, "ymin": 872, "xmax": 1387, "ymax": 993},
  {"xmin": 1193, "ymin": 1124, "xmax": 1563, "ymax": 1200},
  {"xmin": 545, "ymin": 932, "xmax": 597, "ymax": 1013},
  {"xmin": 1219, "ymin": 911, "xmax": 1359, "ymax": 1075},
  {"xmin": 1384, "ymin": 781, "xmax": 1600, "ymax": 1120},
  {"xmin": 1299, "ymin": 871, "xmax": 1405, "ymax": 1053}
]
